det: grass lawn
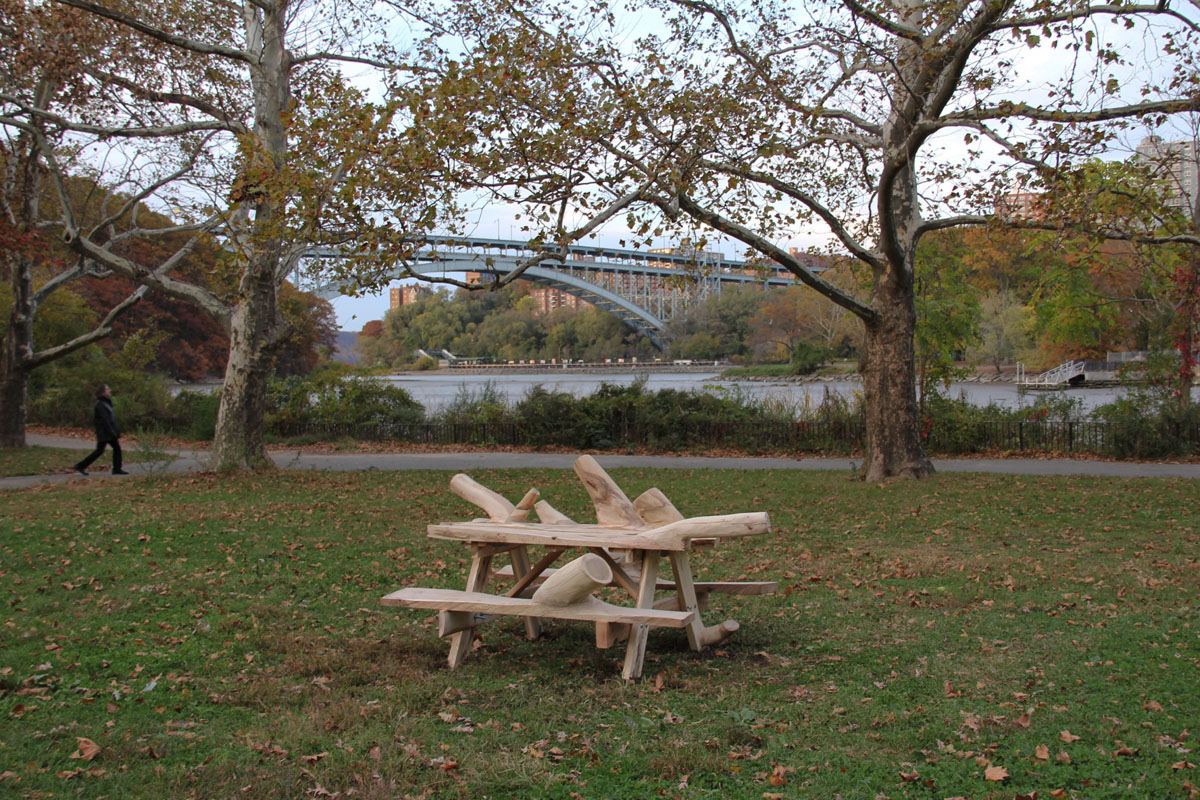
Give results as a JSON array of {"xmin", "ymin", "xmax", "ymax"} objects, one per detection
[
  {"xmin": 0, "ymin": 467, "xmax": 1197, "ymax": 799},
  {"xmin": 0, "ymin": 444, "xmax": 170, "ymax": 479}
]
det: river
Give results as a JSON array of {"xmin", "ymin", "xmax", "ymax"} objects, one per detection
[{"xmin": 378, "ymin": 371, "xmax": 1179, "ymax": 414}]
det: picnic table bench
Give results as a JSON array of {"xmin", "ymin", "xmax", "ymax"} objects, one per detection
[{"xmin": 382, "ymin": 455, "xmax": 775, "ymax": 680}]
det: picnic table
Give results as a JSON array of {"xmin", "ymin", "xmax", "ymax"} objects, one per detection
[{"xmin": 383, "ymin": 456, "xmax": 775, "ymax": 680}]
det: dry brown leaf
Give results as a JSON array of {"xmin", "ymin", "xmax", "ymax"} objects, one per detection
[
  {"xmin": 70, "ymin": 738, "xmax": 101, "ymax": 762},
  {"xmin": 984, "ymin": 764, "xmax": 1009, "ymax": 782},
  {"xmin": 1035, "ymin": 744, "xmax": 1050, "ymax": 761},
  {"xmin": 1059, "ymin": 730, "xmax": 1081, "ymax": 743}
]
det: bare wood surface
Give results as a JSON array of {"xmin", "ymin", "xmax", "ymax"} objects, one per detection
[
  {"xmin": 509, "ymin": 545, "xmax": 542, "ymax": 639},
  {"xmin": 633, "ymin": 488, "xmax": 685, "ymax": 527},
  {"xmin": 506, "ymin": 489, "xmax": 540, "ymax": 523},
  {"xmin": 534, "ymin": 500, "xmax": 576, "ymax": 525},
  {"xmin": 621, "ymin": 551, "xmax": 661, "ymax": 681},
  {"xmin": 428, "ymin": 512, "xmax": 770, "ymax": 551},
  {"xmin": 698, "ymin": 619, "xmax": 741, "ymax": 647},
  {"xmin": 504, "ymin": 548, "xmax": 567, "ymax": 598},
  {"xmin": 382, "ymin": 588, "xmax": 695, "ymax": 627},
  {"xmin": 494, "ymin": 564, "xmax": 779, "ymax": 596},
  {"xmin": 586, "ymin": 547, "xmax": 641, "ymax": 596},
  {"xmin": 573, "ymin": 455, "xmax": 645, "ymax": 529},
  {"xmin": 595, "ymin": 621, "xmax": 630, "ymax": 648},
  {"xmin": 450, "ymin": 473, "xmax": 514, "ymax": 522},
  {"xmin": 669, "ymin": 550, "xmax": 705, "ymax": 651},
  {"xmin": 447, "ymin": 548, "xmax": 494, "ymax": 668},
  {"xmin": 531, "ymin": 554, "xmax": 613, "ymax": 606}
]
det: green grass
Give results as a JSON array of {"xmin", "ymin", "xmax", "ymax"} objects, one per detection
[
  {"xmin": 0, "ymin": 446, "xmax": 96, "ymax": 478},
  {"xmin": 1, "ymin": 468, "xmax": 1197, "ymax": 799},
  {"xmin": 0, "ymin": 445, "xmax": 169, "ymax": 478}
]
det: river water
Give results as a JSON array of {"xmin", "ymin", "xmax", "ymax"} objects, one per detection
[{"xmin": 379, "ymin": 371, "xmax": 1175, "ymax": 414}]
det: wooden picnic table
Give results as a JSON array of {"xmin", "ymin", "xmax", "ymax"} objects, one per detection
[{"xmin": 383, "ymin": 456, "xmax": 775, "ymax": 680}]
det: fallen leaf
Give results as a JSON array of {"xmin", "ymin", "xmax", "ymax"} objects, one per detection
[
  {"xmin": 300, "ymin": 752, "xmax": 327, "ymax": 764},
  {"xmin": 70, "ymin": 738, "xmax": 101, "ymax": 762},
  {"xmin": 1143, "ymin": 700, "xmax": 1164, "ymax": 712},
  {"xmin": 899, "ymin": 770, "xmax": 919, "ymax": 782},
  {"xmin": 1035, "ymin": 745, "xmax": 1050, "ymax": 761},
  {"xmin": 984, "ymin": 765, "xmax": 1009, "ymax": 782},
  {"xmin": 1059, "ymin": 730, "xmax": 1081, "ymax": 743},
  {"xmin": 1050, "ymin": 790, "xmax": 1068, "ymax": 798},
  {"xmin": 1057, "ymin": 752, "xmax": 1072, "ymax": 764},
  {"xmin": 1174, "ymin": 761, "xmax": 1196, "ymax": 771}
]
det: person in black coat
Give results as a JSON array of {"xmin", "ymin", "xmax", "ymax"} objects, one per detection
[{"xmin": 74, "ymin": 384, "xmax": 128, "ymax": 476}]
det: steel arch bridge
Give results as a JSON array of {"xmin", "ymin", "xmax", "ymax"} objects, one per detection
[{"xmin": 306, "ymin": 236, "xmax": 799, "ymax": 349}]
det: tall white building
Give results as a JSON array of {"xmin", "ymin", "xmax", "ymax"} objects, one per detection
[{"xmin": 1135, "ymin": 135, "xmax": 1199, "ymax": 217}]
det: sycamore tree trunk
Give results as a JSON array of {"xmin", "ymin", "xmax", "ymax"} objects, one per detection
[
  {"xmin": 860, "ymin": 270, "xmax": 935, "ymax": 481},
  {"xmin": 209, "ymin": 1, "xmax": 290, "ymax": 471},
  {"xmin": 212, "ymin": 262, "xmax": 279, "ymax": 470},
  {"xmin": 0, "ymin": 251, "xmax": 34, "ymax": 448}
]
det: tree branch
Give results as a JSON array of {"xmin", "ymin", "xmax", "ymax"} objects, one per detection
[
  {"xmin": 27, "ymin": 285, "xmax": 147, "ymax": 369},
  {"xmin": 668, "ymin": 191, "xmax": 878, "ymax": 322},
  {"xmin": 52, "ymin": 0, "xmax": 252, "ymax": 63}
]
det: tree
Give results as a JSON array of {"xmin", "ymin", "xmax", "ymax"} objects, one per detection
[
  {"xmin": 972, "ymin": 290, "xmax": 1030, "ymax": 375},
  {"xmin": 7, "ymin": 0, "xmax": 457, "ymax": 468},
  {"xmin": 436, "ymin": 0, "xmax": 1199, "ymax": 479},
  {"xmin": 0, "ymin": 1, "xmax": 145, "ymax": 448},
  {"xmin": 1042, "ymin": 144, "xmax": 1200, "ymax": 407}
]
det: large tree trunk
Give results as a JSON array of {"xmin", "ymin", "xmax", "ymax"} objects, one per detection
[
  {"xmin": 860, "ymin": 275, "xmax": 935, "ymax": 481},
  {"xmin": 212, "ymin": 263, "xmax": 278, "ymax": 470},
  {"xmin": 0, "ymin": 362, "xmax": 29, "ymax": 449},
  {"xmin": 209, "ymin": 2, "xmax": 290, "ymax": 471}
]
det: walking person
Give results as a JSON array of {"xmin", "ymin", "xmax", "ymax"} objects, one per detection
[{"xmin": 74, "ymin": 384, "xmax": 128, "ymax": 476}]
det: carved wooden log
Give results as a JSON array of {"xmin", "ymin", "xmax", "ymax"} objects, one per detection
[
  {"xmin": 534, "ymin": 500, "xmax": 576, "ymax": 525},
  {"xmin": 698, "ymin": 619, "xmax": 740, "ymax": 647},
  {"xmin": 633, "ymin": 488, "xmax": 685, "ymax": 527},
  {"xmin": 506, "ymin": 488, "xmax": 540, "ymax": 522},
  {"xmin": 573, "ymin": 455, "xmax": 644, "ymax": 529},
  {"xmin": 530, "ymin": 553, "xmax": 613, "ymax": 606},
  {"xmin": 449, "ymin": 473, "xmax": 514, "ymax": 522}
]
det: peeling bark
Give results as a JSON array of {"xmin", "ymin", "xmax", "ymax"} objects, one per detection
[{"xmin": 860, "ymin": 275, "xmax": 934, "ymax": 481}]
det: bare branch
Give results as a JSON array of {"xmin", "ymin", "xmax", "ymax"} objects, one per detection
[
  {"xmin": 840, "ymin": 0, "xmax": 924, "ymax": 42},
  {"xmin": 694, "ymin": 156, "xmax": 883, "ymax": 271},
  {"xmin": 996, "ymin": 3, "xmax": 1200, "ymax": 33},
  {"xmin": 80, "ymin": 67, "xmax": 249, "ymax": 134},
  {"xmin": 52, "ymin": 0, "xmax": 252, "ymax": 63},
  {"xmin": 27, "ymin": 285, "xmax": 147, "ymax": 369},
  {"xmin": 669, "ymin": 191, "xmax": 878, "ymax": 322}
]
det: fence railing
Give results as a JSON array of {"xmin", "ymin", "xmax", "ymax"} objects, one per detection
[{"xmin": 271, "ymin": 417, "xmax": 1200, "ymax": 457}]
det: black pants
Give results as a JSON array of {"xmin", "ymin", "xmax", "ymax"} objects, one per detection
[{"xmin": 76, "ymin": 439, "xmax": 122, "ymax": 472}]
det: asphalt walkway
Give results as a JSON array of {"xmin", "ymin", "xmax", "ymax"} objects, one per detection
[{"xmin": 2, "ymin": 434, "xmax": 1196, "ymax": 490}]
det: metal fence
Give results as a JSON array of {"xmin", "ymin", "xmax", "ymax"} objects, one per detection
[{"xmin": 272, "ymin": 417, "xmax": 1200, "ymax": 457}]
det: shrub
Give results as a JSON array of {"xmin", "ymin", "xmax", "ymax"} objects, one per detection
[
  {"xmin": 790, "ymin": 341, "xmax": 830, "ymax": 375},
  {"xmin": 266, "ymin": 374, "xmax": 424, "ymax": 431},
  {"xmin": 165, "ymin": 390, "xmax": 221, "ymax": 441}
]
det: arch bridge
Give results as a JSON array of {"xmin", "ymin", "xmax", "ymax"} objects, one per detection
[{"xmin": 306, "ymin": 236, "xmax": 800, "ymax": 349}]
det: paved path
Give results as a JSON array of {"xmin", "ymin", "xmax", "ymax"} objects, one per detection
[{"xmin": 3, "ymin": 434, "xmax": 1196, "ymax": 490}]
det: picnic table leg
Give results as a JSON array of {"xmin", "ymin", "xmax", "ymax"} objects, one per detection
[
  {"xmin": 447, "ymin": 546, "xmax": 494, "ymax": 669},
  {"xmin": 621, "ymin": 551, "xmax": 660, "ymax": 681},
  {"xmin": 668, "ymin": 552, "xmax": 705, "ymax": 651},
  {"xmin": 509, "ymin": 545, "xmax": 542, "ymax": 640}
]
